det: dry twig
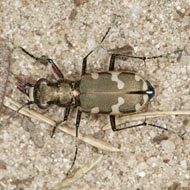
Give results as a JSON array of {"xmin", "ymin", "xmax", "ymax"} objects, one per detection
[{"xmin": 3, "ymin": 96, "xmax": 120, "ymax": 152}]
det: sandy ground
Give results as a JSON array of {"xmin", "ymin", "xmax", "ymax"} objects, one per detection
[{"xmin": 0, "ymin": 0, "xmax": 190, "ymax": 189}]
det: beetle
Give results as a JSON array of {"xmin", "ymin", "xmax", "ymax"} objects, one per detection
[{"xmin": 9, "ymin": 45, "xmax": 184, "ymax": 175}]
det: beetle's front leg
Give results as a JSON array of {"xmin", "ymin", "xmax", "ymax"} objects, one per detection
[{"xmin": 18, "ymin": 47, "xmax": 64, "ymax": 79}]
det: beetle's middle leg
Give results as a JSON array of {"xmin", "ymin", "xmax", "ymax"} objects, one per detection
[
  {"xmin": 51, "ymin": 106, "xmax": 71, "ymax": 137},
  {"xmin": 66, "ymin": 109, "xmax": 82, "ymax": 176},
  {"xmin": 109, "ymin": 49, "xmax": 184, "ymax": 64},
  {"xmin": 16, "ymin": 46, "xmax": 64, "ymax": 79}
]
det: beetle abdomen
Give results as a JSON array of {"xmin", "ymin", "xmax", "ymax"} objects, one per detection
[{"xmin": 79, "ymin": 72, "xmax": 154, "ymax": 114}]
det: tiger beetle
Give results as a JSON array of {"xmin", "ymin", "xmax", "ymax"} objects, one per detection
[{"xmin": 8, "ymin": 27, "xmax": 184, "ymax": 175}]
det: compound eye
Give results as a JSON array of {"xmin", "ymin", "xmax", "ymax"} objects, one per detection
[{"xmin": 36, "ymin": 78, "xmax": 49, "ymax": 85}]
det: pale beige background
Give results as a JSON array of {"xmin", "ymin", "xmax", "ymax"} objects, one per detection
[{"xmin": 0, "ymin": 0, "xmax": 190, "ymax": 189}]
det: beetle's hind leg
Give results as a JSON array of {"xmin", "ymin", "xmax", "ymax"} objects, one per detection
[
  {"xmin": 109, "ymin": 54, "xmax": 116, "ymax": 71},
  {"xmin": 127, "ymin": 49, "xmax": 184, "ymax": 61},
  {"xmin": 81, "ymin": 15, "xmax": 119, "ymax": 75},
  {"xmin": 109, "ymin": 49, "xmax": 184, "ymax": 62},
  {"xmin": 81, "ymin": 50, "xmax": 94, "ymax": 75},
  {"xmin": 108, "ymin": 47, "xmax": 184, "ymax": 70},
  {"xmin": 14, "ymin": 46, "xmax": 64, "ymax": 79},
  {"xmin": 109, "ymin": 115, "xmax": 185, "ymax": 139},
  {"xmin": 109, "ymin": 46, "xmax": 134, "ymax": 70},
  {"xmin": 110, "ymin": 115, "xmax": 146, "ymax": 131},
  {"xmin": 81, "ymin": 21, "xmax": 115, "ymax": 75}
]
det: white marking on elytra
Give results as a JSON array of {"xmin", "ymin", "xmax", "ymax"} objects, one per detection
[
  {"xmin": 91, "ymin": 107, "xmax": 100, "ymax": 113},
  {"xmin": 135, "ymin": 74, "xmax": 141, "ymax": 81},
  {"xmin": 135, "ymin": 103, "xmax": 141, "ymax": 110},
  {"xmin": 142, "ymin": 81, "xmax": 148, "ymax": 91},
  {"xmin": 135, "ymin": 95, "xmax": 149, "ymax": 110},
  {"xmin": 111, "ymin": 72, "xmax": 124, "ymax": 89},
  {"xmin": 91, "ymin": 73, "xmax": 99, "ymax": 79},
  {"xmin": 111, "ymin": 97, "xmax": 125, "ymax": 114},
  {"xmin": 143, "ymin": 95, "xmax": 149, "ymax": 104}
]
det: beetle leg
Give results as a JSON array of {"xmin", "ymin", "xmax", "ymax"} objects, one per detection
[
  {"xmin": 18, "ymin": 47, "xmax": 64, "ymax": 79},
  {"xmin": 81, "ymin": 16, "xmax": 120, "ymax": 75},
  {"xmin": 81, "ymin": 16, "xmax": 120, "ymax": 74},
  {"xmin": 109, "ymin": 115, "xmax": 145, "ymax": 131},
  {"xmin": 51, "ymin": 106, "xmax": 71, "ymax": 137},
  {"xmin": 110, "ymin": 116, "xmax": 184, "ymax": 139},
  {"xmin": 112, "ymin": 49, "xmax": 184, "ymax": 62},
  {"xmin": 109, "ymin": 54, "xmax": 117, "ymax": 71},
  {"xmin": 81, "ymin": 50, "xmax": 94, "ymax": 75},
  {"xmin": 109, "ymin": 117, "xmax": 162, "ymax": 131},
  {"xmin": 101, "ymin": 14, "xmax": 120, "ymax": 43},
  {"xmin": 64, "ymin": 106, "xmax": 71, "ymax": 120},
  {"xmin": 66, "ymin": 109, "xmax": 82, "ymax": 176},
  {"xmin": 48, "ymin": 59, "xmax": 64, "ymax": 79},
  {"xmin": 109, "ymin": 49, "xmax": 184, "ymax": 69},
  {"xmin": 146, "ymin": 123, "xmax": 185, "ymax": 139},
  {"xmin": 110, "ymin": 115, "xmax": 116, "ymax": 128}
]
